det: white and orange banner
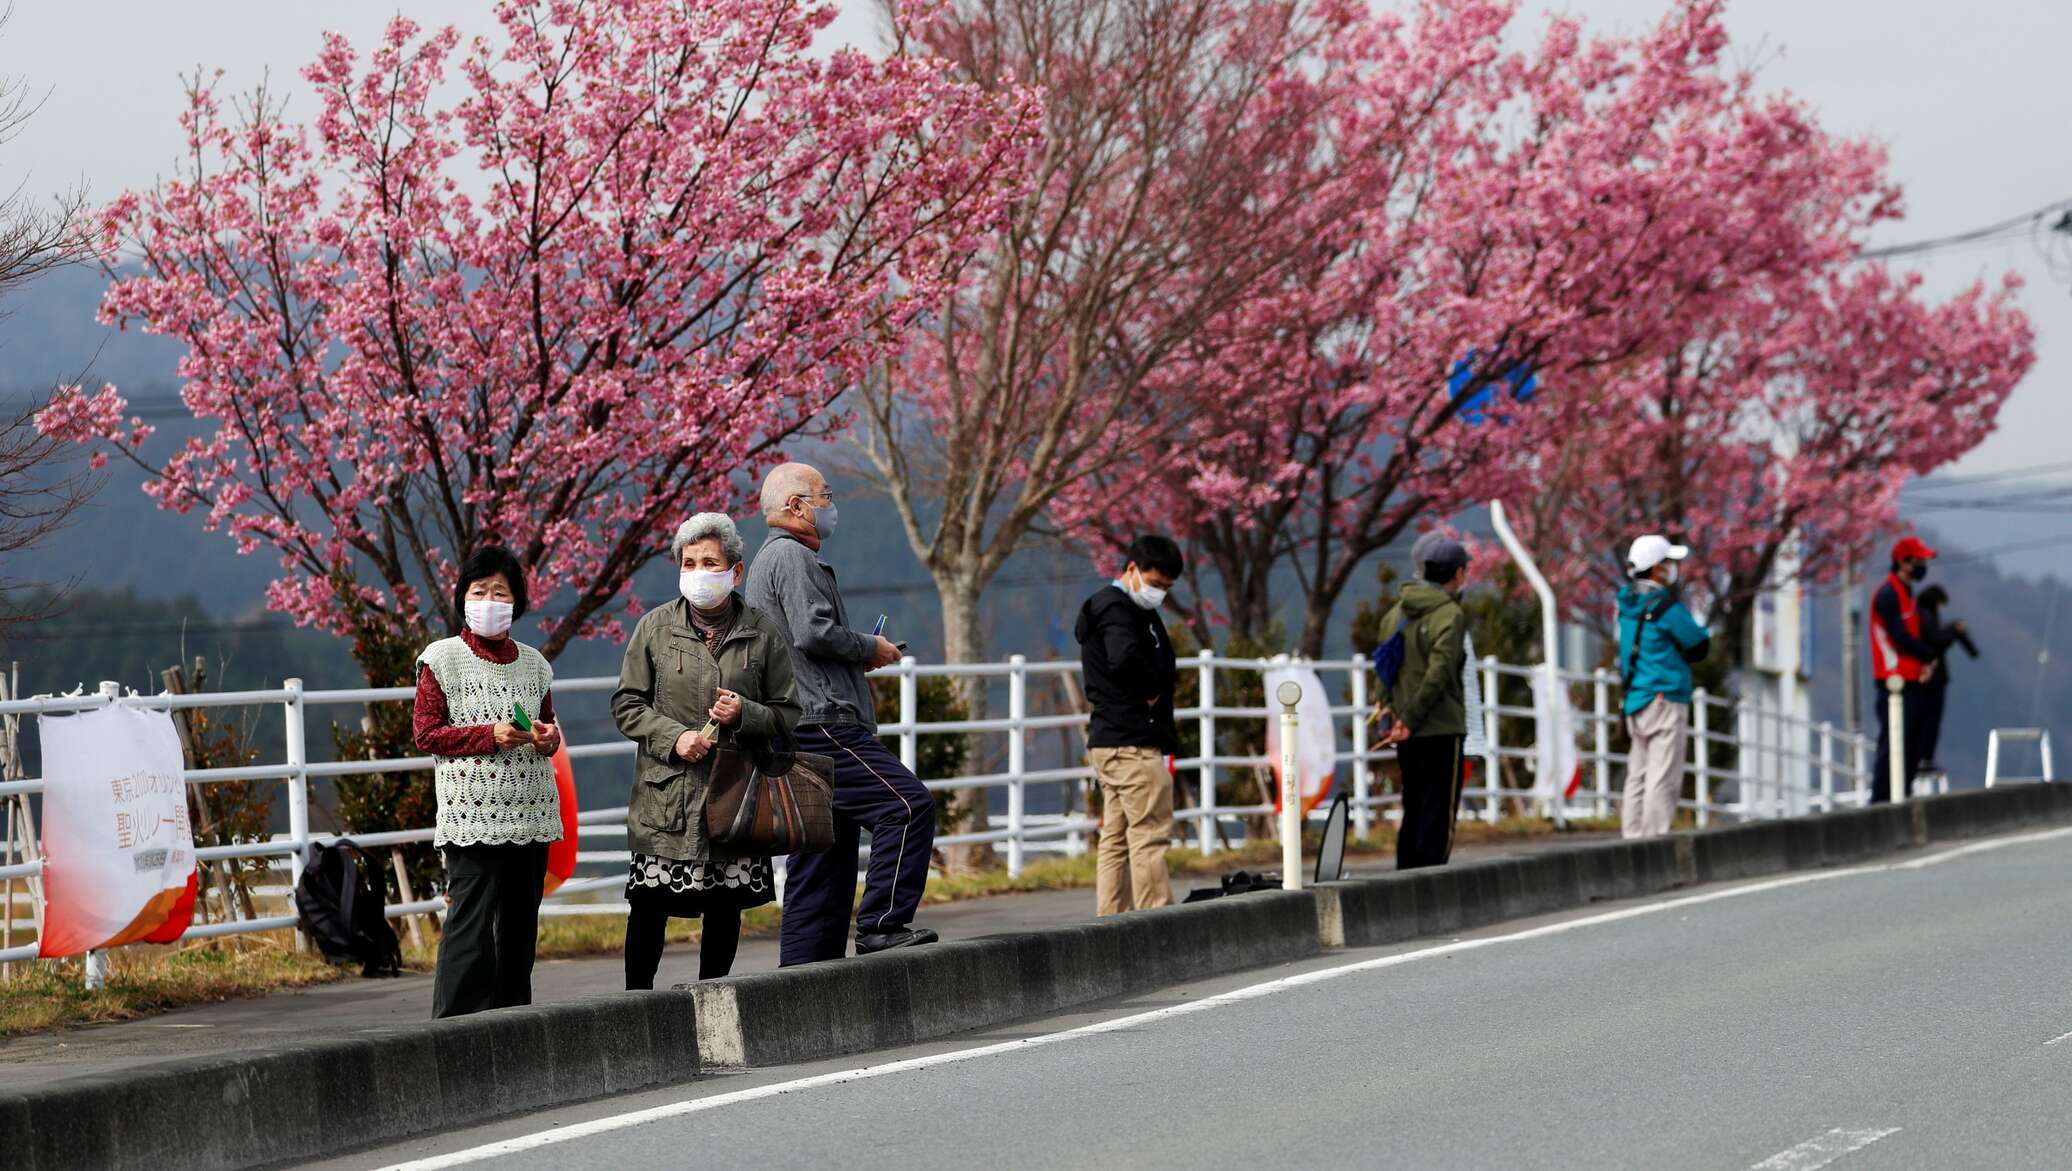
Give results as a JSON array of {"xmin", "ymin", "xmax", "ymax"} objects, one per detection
[{"xmin": 37, "ymin": 701, "xmax": 197, "ymax": 957}]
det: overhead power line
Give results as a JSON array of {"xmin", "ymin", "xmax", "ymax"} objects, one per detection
[
  {"xmin": 1917, "ymin": 458, "xmax": 2072, "ymax": 488},
  {"xmin": 1856, "ymin": 197, "xmax": 2072, "ymax": 262}
]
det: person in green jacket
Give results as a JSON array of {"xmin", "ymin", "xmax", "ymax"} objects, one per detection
[{"xmin": 1377, "ymin": 534, "xmax": 1471, "ymax": 870}]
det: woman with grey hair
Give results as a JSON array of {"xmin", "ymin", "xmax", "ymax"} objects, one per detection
[{"xmin": 610, "ymin": 512, "xmax": 801, "ymax": 988}]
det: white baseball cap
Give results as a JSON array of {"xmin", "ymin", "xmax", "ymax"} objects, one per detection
[{"xmin": 1626, "ymin": 534, "xmax": 1690, "ymax": 574}]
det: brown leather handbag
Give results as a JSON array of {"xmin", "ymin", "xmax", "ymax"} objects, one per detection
[{"xmin": 703, "ymin": 722, "xmax": 837, "ymax": 855}]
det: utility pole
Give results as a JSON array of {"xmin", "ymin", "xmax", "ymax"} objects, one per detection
[{"xmin": 1840, "ymin": 562, "xmax": 1861, "ymax": 737}]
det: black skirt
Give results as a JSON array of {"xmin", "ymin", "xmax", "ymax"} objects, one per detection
[{"xmin": 625, "ymin": 852, "xmax": 775, "ymax": 915}]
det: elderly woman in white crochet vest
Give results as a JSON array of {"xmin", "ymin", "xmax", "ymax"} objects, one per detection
[{"xmin": 411, "ymin": 544, "xmax": 563, "ymax": 1018}]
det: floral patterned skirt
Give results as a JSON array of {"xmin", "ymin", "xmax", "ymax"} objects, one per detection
[{"xmin": 625, "ymin": 851, "xmax": 775, "ymax": 914}]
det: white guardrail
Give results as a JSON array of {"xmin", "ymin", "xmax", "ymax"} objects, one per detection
[{"xmin": 0, "ymin": 652, "xmax": 1877, "ymax": 964}]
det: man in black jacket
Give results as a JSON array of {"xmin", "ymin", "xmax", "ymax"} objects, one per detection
[{"xmin": 1076, "ymin": 535, "xmax": 1183, "ymax": 915}]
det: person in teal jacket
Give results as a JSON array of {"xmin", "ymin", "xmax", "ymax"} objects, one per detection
[{"xmin": 1616, "ymin": 535, "xmax": 1711, "ymax": 838}]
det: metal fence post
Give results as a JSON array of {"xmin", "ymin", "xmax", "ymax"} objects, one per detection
[
  {"xmin": 898, "ymin": 657, "xmax": 918, "ymax": 773},
  {"xmin": 1007, "ymin": 655, "xmax": 1026, "ymax": 878},
  {"xmin": 1692, "ymin": 688, "xmax": 1710, "ymax": 828},
  {"xmin": 1349, "ymin": 657, "xmax": 1371, "ymax": 839},
  {"xmin": 1592, "ymin": 668, "xmax": 1611, "ymax": 820},
  {"xmin": 1853, "ymin": 730, "xmax": 1869, "ymax": 806},
  {"xmin": 2043, "ymin": 732, "xmax": 2056, "ymax": 782},
  {"xmin": 1819, "ymin": 721, "xmax": 1835, "ymax": 813},
  {"xmin": 1481, "ymin": 656, "xmax": 1500, "ymax": 825},
  {"xmin": 83, "ymin": 681, "xmax": 120, "ymax": 991},
  {"xmin": 1197, "ymin": 650, "xmax": 1217, "ymax": 855},
  {"xmin": 1885, "ymin": 676, "xmax": 1906, "ymax": 805},
  {"xmin": 284, "ymin": 677, "xmax": 310, "ymax": 952}
]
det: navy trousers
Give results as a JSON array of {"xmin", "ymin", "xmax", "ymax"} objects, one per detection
[{"xmin": 779, "ymin": 722, "xmax": 936, "ymax": 965}]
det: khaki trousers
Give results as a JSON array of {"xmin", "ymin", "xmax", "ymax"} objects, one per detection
[
  {"xmin": 1091, "ymin": 746, "xmax": 1175, "ymax": 915},
  {"xmin": 1622, "ymin": 695, "xmax": 1688, "ymax": 839}
]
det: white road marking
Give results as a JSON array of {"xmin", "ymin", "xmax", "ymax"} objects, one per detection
[
  {"xmin": 1892, "ymin": 825, "xmax": 2072, "ymax": 869},
  {"xmin": 1750, "ymin": 1126, "xmax": 1900, "ymax": 1170},
  {"xmin": 377, "ymin": 826, "xmax": 2072, "ymax": 1171},
  {"xmin": 2045, "ymin": 1030, "xmax": 2072, "ymax": 1047}
]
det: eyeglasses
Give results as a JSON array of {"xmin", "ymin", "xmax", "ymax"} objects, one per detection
[{"xmin": 792, "ymin": 490, "xmax": 836, "ymax": 505}]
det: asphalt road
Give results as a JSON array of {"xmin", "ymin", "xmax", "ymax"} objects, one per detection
[{"xmin": 324, "ymin": 829, "xmax": 2072, "ymax": 1171}]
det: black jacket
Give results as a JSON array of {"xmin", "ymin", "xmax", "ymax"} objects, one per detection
[{"xmin": 1075, "ymin": 585, "xmax": 1180, "ymax": 753}]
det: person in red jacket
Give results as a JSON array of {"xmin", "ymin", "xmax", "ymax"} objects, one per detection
[{"xmin": 1868, "ymin": 536, "xmax": 1940, "ymax": 803}]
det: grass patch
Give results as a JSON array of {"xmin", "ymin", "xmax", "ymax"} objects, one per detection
[
  {"xmin": 0, "ymin": 935, "xmax": 344, "ymax": 1040},
  {"xmin": 921, "ymin": 854, "xmax": 1099, "ymax": 904}
]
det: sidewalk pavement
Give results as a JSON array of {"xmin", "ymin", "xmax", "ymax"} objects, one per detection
[{"xmin": 0, "ymin": 834, "xmax": 1613, "ymax": 1090}]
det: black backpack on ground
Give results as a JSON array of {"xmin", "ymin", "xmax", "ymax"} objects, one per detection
[
  {"xmin": 1182, "ymin": 870, "xmax": 1283, "ymax": 903},
  {"xmin": 294, "ymin": 839, "xmax": 403, "ymax": 977}
]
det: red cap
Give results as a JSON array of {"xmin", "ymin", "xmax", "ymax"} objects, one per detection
[{"xmin": 1891, "ymin": 536, "xmax": 1938, "ymax": 562}]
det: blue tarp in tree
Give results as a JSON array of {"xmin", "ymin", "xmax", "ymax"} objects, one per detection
[{"xmin": 1447, "ymin": 353, "xmax": 1538, "ymax": 425}]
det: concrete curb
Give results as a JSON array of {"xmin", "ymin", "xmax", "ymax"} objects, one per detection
[
  {"xmin": 10, "ymin": 786, "xmax": 2072, "ymax": 1171},
  {"xmin": 694, "ymin": 888, "xmax": 1321, "ymax": 1068},
  {"xmin": 8, "ymin": 992, "xmax": 702, "ymax": 1171}
]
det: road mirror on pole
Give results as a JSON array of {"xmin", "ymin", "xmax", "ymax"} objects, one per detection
[
  {"xmin": 1277, "ymin": 679, "xmax": 1303, "ymax": 891},
  {"xmin": 1886, "ymin": 675, "xmax": 1906, "ymax": 804}
]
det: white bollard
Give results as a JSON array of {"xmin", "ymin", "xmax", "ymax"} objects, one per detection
[
  {"xmin": 1277, "ymin": 679, "xmax": 1303, "ymax": 891},
  {"xmin": 1885, "ymin": 676, "xmax": 1906, "ymax": 805}
]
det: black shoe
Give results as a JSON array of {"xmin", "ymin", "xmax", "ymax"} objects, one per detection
[{"xmin": 855, "ymin": 927, "xmax": 939, "ymax": 955}]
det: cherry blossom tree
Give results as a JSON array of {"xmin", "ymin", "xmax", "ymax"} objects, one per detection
[
  {"xmin": 1507, "ymin": 263, "xmax": 2033, "ymax": 650},
  {"xmin": 850, "ymin": 0, "xmax": 1418, "ymax": 861},
  {"xmin": 1064, "ymin": 0, "xmax": 1948, "ymax": 659},
  {"xmin": 39, "ymin": 0, "xmax": 1039, "ymax": 680}
]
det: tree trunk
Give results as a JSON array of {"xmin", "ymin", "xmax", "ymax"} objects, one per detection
[
  {"xmin": 1298, "ymin": 586, "xmax": 1338, "ymax": 660},
  {"xmin": 1200, "ymin": 525, "xmax": 1277, "ymax": 648},
  {"xmin": 937, "ymin": 581, "xmax": 997, "ymax": 875}
]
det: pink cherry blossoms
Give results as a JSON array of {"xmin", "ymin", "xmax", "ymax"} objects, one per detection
[
  {"xmin": 1049, "ymin": 0, "xmax": 2034, "ymax": 653},
  {"xmin": 39, "ymin": 0, "xmax": 1039, "ymax": 664}
]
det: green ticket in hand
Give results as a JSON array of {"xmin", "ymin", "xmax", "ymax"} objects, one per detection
[{"xmin": 512, "ymin": 701, "xmax": 533, "ymax": 732}]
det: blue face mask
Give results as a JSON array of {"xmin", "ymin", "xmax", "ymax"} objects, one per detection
[{"xmin": 812, "ymin": 502, "xmax": 838, "ymax": 540}]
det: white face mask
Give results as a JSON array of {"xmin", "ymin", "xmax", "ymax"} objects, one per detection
[
  {"xmin": 464, "ymin": 599, "xmax": 514, "ymax": 638},
  {"xmin": 1117, "ymin": 570, "xmax": 1167, "ymax": 610},
  {"xmin": 680, "ymin": 568, "xmax": 734, "ymax": 610},
  {"xmin": 1663, "ymin": 562, "xmax": 1680, "ymax": 585}
]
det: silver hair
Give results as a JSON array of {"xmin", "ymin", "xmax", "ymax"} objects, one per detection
[
  {"xmin": 760, "ymin": 462, "xmax": 821, "ymax": 520},
  {"xmin": 671, "ymin": 512, "xmax": 746, "ymax": 566}
]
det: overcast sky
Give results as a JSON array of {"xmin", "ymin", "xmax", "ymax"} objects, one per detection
[{"xmin": 5, "ymin": 0, "xmax": 2067, "ymax": 481}]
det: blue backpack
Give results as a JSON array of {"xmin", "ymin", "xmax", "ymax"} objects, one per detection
[{"xmin": 1371, "ymin": 617, "xmax": 1409, "ymax": 690}]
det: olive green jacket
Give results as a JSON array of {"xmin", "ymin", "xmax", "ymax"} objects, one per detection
[
  {"xmin": 612, "ymin": 595, "xmax": 801, "ymax": 863},
  {"xmin": 1382, "ymin": 580, "xmax": 1468, "ymax": 739}
]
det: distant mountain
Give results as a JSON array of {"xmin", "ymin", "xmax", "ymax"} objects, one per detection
[{"xmin": 0, "ymin": 262, "xmax": 186, "ymax": 392}]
